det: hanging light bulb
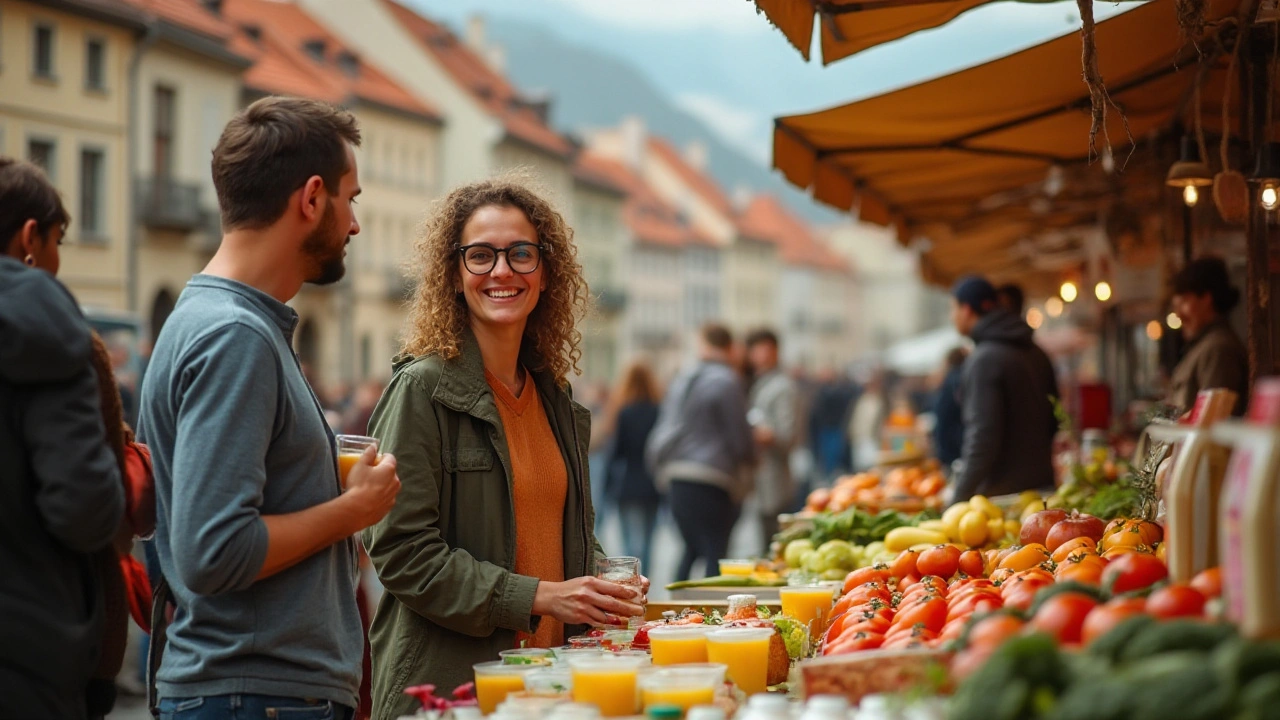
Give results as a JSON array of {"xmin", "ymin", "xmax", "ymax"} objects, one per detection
[
  {"xmin": 1166, "ymin": 135, "xmax": 1213, "ymax": 191},
  {"xmin": 1026, "ymin": 307, "xmax": 1044, "ymax": 330},
  {"xmin": 1095, "ymin": 281, "xmax": 1113, "ymax": 302},
  {"xmin": 1167, "ymin": 313, "xmax": 1183, "ymax": 330},
  {"xmin": 1262, "ymin": 183, "xmax": 1279, "ymax": 211},
  {"xmin": 1146, "ymin": 320, "xmax": 1163, "ymax": 341},
  {"xmin": 1060, "ymin": 281, "xmax": 1078, "ymax": 303},
  {"xmin": 1183, "ymin": 184, "xmax": 1199, "ymax": 207},
  {"xmin": 1045, "ymin": 297, "xmax": 1064, "ymax": 318}
]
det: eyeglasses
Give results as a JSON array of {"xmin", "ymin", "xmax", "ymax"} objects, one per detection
[{"xmin": 457, "ymin": 242, "xmax": 544, "ymax": 275}]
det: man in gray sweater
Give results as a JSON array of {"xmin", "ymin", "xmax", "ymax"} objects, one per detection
[
  {"xmin": 647, "ymin": 324, "xmax": 755, "ymax": 581},
  {"xmin": 137, "ymin": 98, "xmax": 400, "ymax": 720}
]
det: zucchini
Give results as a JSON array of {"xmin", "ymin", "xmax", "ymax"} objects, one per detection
[{"xmin": 664, "ymin": 575, "xmax": 785, "ymax": 590}]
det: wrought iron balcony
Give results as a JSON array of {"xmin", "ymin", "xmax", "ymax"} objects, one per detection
[{"xmin": 136, "ymin": 176, "xmax": 206, "ymax": 232}]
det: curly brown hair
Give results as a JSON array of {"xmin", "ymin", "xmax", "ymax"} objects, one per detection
[{"xmin": 401, "ymin": 175, "xmax": 589, "ymax": 385}]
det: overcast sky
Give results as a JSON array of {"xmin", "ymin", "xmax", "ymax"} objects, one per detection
[{"xmin": 408, "ymin": 0, "xmax": 1135, "ymax": 163}]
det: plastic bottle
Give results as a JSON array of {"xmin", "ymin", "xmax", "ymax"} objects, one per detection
[
  {"xmin": 1214, "ymin": 377, "xmax": 1280, "ymax": 639},
  {"xmin": 742, "ymin": 693, "xmax": 791, "ymax": 720},
  {"xmin": 686, "ymin": 707, "xmax": 726, "ymax": 720},
  {"xmin": 647, "ymin": 706, "xmax": 683, "ymax": 720},
  {"xmin": 800, "ymin": 695, "xmax": 850, "ymax": 720},
  {"xmin": 1145, "ymin": 388, "xmax": 1237, "ymax": 581}
]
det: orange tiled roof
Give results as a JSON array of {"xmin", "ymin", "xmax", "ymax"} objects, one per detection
[
  {"xmin": 573, "ymin": 152, "xmax": 630, "ymax": 196},
  {"xmin": 119, "ymin": 0, "xmax": 235, "ymax": 40},
  {"xmin": 646, "ymin": 138, "xmax": 733, "ymax": 217},
  {"xmin": 381, "ymin": 0, "xmax": 573, "ymax": 158},
  {"xmin": 579, "ymin": 155, "xmax": 715, "ymax": 249},
  {"xmin": 741, "ymin": 195, "xmax": 851, "ymax": 273},
  {"xmin": 222, "ymin": 0, "xmax": 440, "ymax": 121}
]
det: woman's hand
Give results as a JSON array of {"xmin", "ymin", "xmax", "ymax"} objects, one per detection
[{"xmin": 533, "ymin": 576, "xmax": 645, "ymax": 626}]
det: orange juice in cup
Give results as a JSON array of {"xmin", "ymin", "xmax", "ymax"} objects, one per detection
[
  {"xmin": 779, "ymin": 584, "xmax": 837, "ymax": 639},
  {"xmin": 647, "ymin": 625, "xmax": 710, "ymax": 666},
  {"xmin": 705, "ymin": 628, "xmax": 773, "ymax": 696},
  {"xmin": 335, "ymin": 434, "xmax": 378, "ymax": 487},
  {"xmin": 473, "ymin": 661, "xmax": 535, "ymax": 714},
  {"xmin": 569, "ymin": 654, "xmax": 645, "ymax": 717},
  {"xmin": 640, "ymin": 665, "xmax": 726, "ymax": 715}
]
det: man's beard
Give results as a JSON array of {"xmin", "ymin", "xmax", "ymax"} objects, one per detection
[{"xmin": 302, "ymin": 200, "xmax": 346, "ymax": 286}]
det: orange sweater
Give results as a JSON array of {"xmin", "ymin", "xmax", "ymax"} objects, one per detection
[{"xmin": 486, "ymin": 369, "xmax": 568, "ymax": 648}]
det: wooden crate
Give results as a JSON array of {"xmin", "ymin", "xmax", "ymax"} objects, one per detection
[{"xmin": 798, "ymin": 648, "xmax": 951, "ymax": 703}]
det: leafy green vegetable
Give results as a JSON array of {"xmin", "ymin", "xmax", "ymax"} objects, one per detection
[
  {"xmin": 772, "ymin": 616, "xmax": 809, "ymax": 659},
  {"xmin": 806, "ymin": 507, "xmax": 937, "ymax": 547}
]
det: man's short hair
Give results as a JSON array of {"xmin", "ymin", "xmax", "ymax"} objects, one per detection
[
  {"xmin": 996, "ymin": 283, "xmax": 1025, "ymax": 314},
  {"xmin": 212, "ymin": 96, "xmax": 361, "ymax": 231},
  {"xmin": 952, "ymin": 275, "xmax": 999, "ymax": 315},
  {"xmin": 745, "ymin": 328, "xmax": 779, "ymax": 349},
  {"xmin": 0, "ymin": 156, "xmax": 69, "ymax": 248},
  {"xmin": 700, "ymin": 323, "xmax": 733, "ymax": 351}
]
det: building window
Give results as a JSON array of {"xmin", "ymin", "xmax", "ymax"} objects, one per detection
[
  {"xmin": 80, "ymin": 148, "xmax": 104, "ymax": 238},
  {"xmin": 33, "ymin": 23, "xmax": 55, "ymax": 78},
  {"xmin": 27, "ymin": 138, "xmax": 55, "ymax": 179},
  {"xmin": 154, "ymin": 85, "xmax": 176, "ymax": 177},
  {"xmin": 85, "ymin": 37, "xmax": 105, "ymax": 90}
]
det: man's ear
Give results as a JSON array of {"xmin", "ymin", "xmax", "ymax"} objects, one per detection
[{"xmin": 299, "ymin": 176, "xmax": 326, "ymax": 223}]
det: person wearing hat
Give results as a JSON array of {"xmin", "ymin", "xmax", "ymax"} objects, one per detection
[
  {"xmin": 949, "ymin": 276, "xmax": 1059, "ymax": 503},
  {"xmin": 1169, "ymin": 257, "xmax": 1249, "ymax": 416}
]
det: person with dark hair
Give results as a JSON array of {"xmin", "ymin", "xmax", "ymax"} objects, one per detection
[
  {"xmin": 647, "ymin": 323, "xmax": 756, "ymax": 581},
  {"xmin": 996, "ymin": 283, "xmax": 1025, "ymax": 315},
  {"xmin": 137, "ymin": 97, "xmax": 401, "ymax": 720},
  {"xmin": 603, "ymin": 362, "xmax": 664, "ymax": 571},
  {"xmin": 745, "ymin": 329, "xmax": 797, "ymax": 554},
  {"xmin": 933, "ymin": 347, "xmax": 969, "ymax": 471},
  {"xmin": 949, "ymin": 276, "xmax": 1059, "ymax": 502},
  {"xmin": 364, "ymin": 176, "xmax": 641, "ymax": 718},
  {"xmin": 0, "ymin": 157, "xmax": 125, "ymax": 719},
  {"xmin": 1169, "ymin": 257, "xmax": 1249, "ymax": 415}
]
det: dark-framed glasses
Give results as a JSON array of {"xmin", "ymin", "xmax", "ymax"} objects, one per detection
[{"xmin": 457, "ymin": 242, "xmax": 544, "ymax": 275}]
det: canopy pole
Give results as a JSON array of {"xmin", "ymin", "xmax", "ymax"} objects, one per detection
[{"xmin": 1245, "ymin": 26, "xmax": 1277, "ymax": 382}]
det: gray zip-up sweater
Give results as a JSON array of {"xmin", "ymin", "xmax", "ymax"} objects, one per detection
[
  {"xmin": 137, "ymin": 275, "xmax": 361, "ymax": 708},
  {"xmin": 647, "ymin": 360, "xmax": 755, "ymax": 494}
]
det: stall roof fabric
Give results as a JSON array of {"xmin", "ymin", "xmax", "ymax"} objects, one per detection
[
  {"xmin": 772, "ymin": 0, "xmax": 1243, "ymax": 291},
  {"xmin": 752, "ymin": 0, "xmax": 992, "ymax": 65}
]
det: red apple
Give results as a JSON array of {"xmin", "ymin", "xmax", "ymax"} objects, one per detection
[
  {"xmin": 1020, "ymin": 509, "xmax": 1069, "ymax": 546},
  {"xmin": 1045, "ymin": 513, "xmax": 1107, "ymax": 551}
]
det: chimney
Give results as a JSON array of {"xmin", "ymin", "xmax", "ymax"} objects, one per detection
[
  {"xmin": 465, "ymin": 15, "xmax": 486, "ymax": 54},
  {"xmin": 620, "ymin": 115, "xmax": 646, "ymax": 170},
  {"xmin": 486, "ymin": 45, "xmax": 506, "ymax": 75},
  {"xmin": 732, "ymin": 185, "xmax": 753, "ymax": 213},
  {"xmin": 684, "ymin": 140, "xmax": 708, "ymax": 172}
]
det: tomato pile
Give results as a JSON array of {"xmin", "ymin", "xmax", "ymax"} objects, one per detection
[{"xmin": 819, "ymin": 516, "xmax": 1218, "ymax": 663}]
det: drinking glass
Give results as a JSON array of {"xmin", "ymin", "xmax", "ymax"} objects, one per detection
[
  {"xmin": 596, "ymin": 556, "xmax": 644, "ymax": 628},
  {"xmin": 335, "ymin": 434, "xmax": 378, "ymax": 487}
]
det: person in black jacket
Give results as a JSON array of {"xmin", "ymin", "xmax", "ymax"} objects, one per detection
[
  {"xmin": 604, "ymin": 362, "xmax": 663, "ymax": 572},
  {"xmin": 932, "ymin": 347, "xmax": 968, "ymax": 471},
  {"xmin": 0, "ymin": 156, "xmax": 125, "ymax": 720},
  {"xmin": 949, "ymin": 276, "xmax": 1059, "ymax": 502}
]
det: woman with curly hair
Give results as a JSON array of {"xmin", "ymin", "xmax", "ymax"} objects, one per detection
[{"xmin": 364, "ymin": 177, "xmax": 646, "ymax": 719}]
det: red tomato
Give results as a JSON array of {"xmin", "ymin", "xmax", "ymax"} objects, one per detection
[
  {"xmin": 946, "ymin": 591, "xmax": 1003, "ymax": 622},
  {"xmin": 843, "ymin": 566, "xmax": 890, "ymax": 594},
  {"xmin": 988, "ymin": 568, "xmax": 1015, "ymax": 585},
  {"xmin": 891, "ymin": 596, "xmax": 947, "ymax": 634},
  {"xmin": 1146, "ymin": 584, "xmax": 1207, "ymax": 619},
  {"xmin": 1190, "ymin": 567, "xmax": 1222, "ymax": 599},
  {"xmin": 917, "ymin": 545, "xmax": 962, "ymax": 580},
  {"xmin": 958, "ymin": 550, "xmax": 986, "ymax": 578},
  {"xmin": 890, "ymin": 549, "xmax": 920, "ymax": 581},
  {"xmin": 1101, "ymin": 552, "xmax": 1169, "ymax": 594},
  {"xmin": 950, "ymin": 645, "xmax": 996, "ymax": 681},
  {"xmin": 1030, "ymin": 592, "xmax": 1099, "ymax": 644},
  {"xmin": 1054, "ymin": 555, "xmax": 1106, "ymax": 586},
  {"xmin": 824, "ymin": 630, "xmax": 884, "ymax": 655},
  {"xmin": 967, "ymin": 614, "xmax": 1025, "ymax": 650},
  {"xmin": 882, "ymin": 627, "xmax": 937, "ymax": 649},
  {"xmin": 916, "ymin": 575, "xmax": 949, "ymax": 596},
  {"xmin": 899, "ymin": 585, "xmax": 938, "ymax": 607},
  {"xmin": 897, "ymin": 574, "xmax": 921, "ymax": 593},
  {"xmin": 1080, "ymin": 602, "xmax": 1145, "ymax": 645},
  {"xmin": 842, "ymin": 582, "xmax": 892, "ymax": 606},
  {"xmin": 939, "ymin": 616, "xmax": 969, "ymax": 642},
  {"xmin": 1000, "ymin": 584, "xmax": 1041, "ymax": 612}
]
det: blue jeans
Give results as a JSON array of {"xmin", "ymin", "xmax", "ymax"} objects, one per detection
[
  {"xmin": 158, "ymin": 694, "xmax": 355, "ymax": 720},
  {"xmin": 616, "ymin": 499, "xmax": 659, "ymax": 571}
]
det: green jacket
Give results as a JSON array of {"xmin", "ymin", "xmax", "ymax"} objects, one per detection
[{"xmin": 364, "ymin": 331, "xmax": 605, "ymax": 720}]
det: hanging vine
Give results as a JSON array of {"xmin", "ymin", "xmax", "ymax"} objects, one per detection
[
  {"xmin": 1077, "ymin": 0, "xmax": 1134, "ymax": 165},
  {"xmin": 1177, "ymin": 0, "xmax": 1209, "ymax": 43}
]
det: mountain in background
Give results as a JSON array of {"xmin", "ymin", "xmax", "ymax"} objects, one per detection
[{"xmin": 483, "ymin": 18, "xmax": 843, "ymax": 224}]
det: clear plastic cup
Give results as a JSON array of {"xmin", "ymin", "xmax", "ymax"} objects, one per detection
[
  {"xmin": 524, "ymin": 668, "xmax": 574, "ymax": 697},
  {"xmin": 646, "ymin": 625, "xmax": 711, "ymax": 666},
  {"xmin": 639, "ymin": 665, "xmax": 728, "ymax": 714},
  {"xmin": 705, "ymin": 628, "xmax": 774, "ymax": 696},
  {"xmin": 500, "ymin": 648, "xmax": 554, "ymax": 666},
  {"xmin": 569, "ymin": 653, "xmax": 647, "ymax": 717},
  {"xmin": 718, "ymin": 559, "xmax": 755, "ymax": 577},
  {"xmin": 473, "ymin": 661, "xmax": 539, "ymax": 715}
]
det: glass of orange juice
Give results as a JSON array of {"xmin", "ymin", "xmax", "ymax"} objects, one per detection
[
  {"xmin": 569, "ymin": 654, "xmax": 646, "ymax": 717},
  {"xmin": 336, "ymin": 435, "xmax": 378, "ymax": 487},
  {"xmin": 647, "ymin": 625, "xmax": 711, "ymax": 666},
  {"xmin": 705, "ymin": 628, "xmax": 773, "ymax": 696},
  {"xmin": 640, "ymin": 665, "xmax": 726, "ymax": 715},
  {"xmin": 474, "ymin": 661, "xmax": 536, "ymax": 714},
  {"xmin": 779, "ymin": 584, "xmax": 838, "ymax": 641}
]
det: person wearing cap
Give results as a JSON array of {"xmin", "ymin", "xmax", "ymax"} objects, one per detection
[
  {"xmin": 1169, "ymin": 257, "xmax": 1249, "ymax": 416},
  {"xmin": 948, "ymin": 276, "xmax": 1059, "ymax": 502}
]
